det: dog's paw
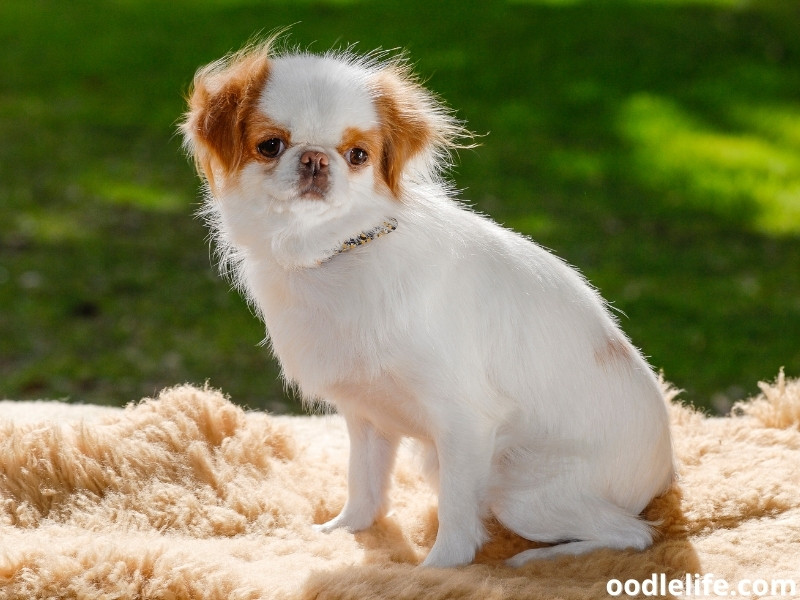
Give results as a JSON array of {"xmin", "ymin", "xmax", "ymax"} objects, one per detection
[
  {"xmin": 420, "ymin": 539, "xmax": 476, "ymax": 568},
  {"xmin": 312, "ymin": 511, "xmax": 373, "ymax": 534},
  {"xmin": 311, "ymin": 521, "xmax": 339, "ymax": 534}
]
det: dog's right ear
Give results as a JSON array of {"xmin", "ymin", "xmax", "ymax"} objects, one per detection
[{"xmin": 181, "ymin": 48, "xmax": 271, "ymax": 190}]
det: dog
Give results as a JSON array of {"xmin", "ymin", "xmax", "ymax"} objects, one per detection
[{"xmin": 180, "ymin": 35, "xmax": 675, "ymax": 568}]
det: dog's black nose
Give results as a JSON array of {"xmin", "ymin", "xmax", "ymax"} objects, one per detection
[{"xmin": 300, "ymin": 150, "xmax": 329, "ymax": 175}]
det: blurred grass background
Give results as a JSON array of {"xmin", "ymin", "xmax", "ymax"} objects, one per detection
[{"xmin": 1, "ymin": 0, "xmax": 798, "ymax": 413}]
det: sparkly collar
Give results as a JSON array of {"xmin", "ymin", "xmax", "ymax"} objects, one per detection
[{"xmin": 327, "ymin": 218, "xmax": 397, "ymax": 260}]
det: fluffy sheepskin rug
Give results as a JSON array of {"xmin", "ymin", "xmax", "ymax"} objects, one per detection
[{"xmin": 1, "ymin": 373, "xmax": 799, "ymax": 599}]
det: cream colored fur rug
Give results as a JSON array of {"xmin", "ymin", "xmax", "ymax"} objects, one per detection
[{"xmin": 1, "ymin": 373, "xmax": 799, "ymax": 599}]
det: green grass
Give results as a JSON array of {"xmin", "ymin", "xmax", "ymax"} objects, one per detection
[{"xmin": 1, "ymin": 0, "xmax": 798, "ymax": 413}]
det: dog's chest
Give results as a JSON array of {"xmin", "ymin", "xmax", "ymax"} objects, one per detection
[
  {"xmin": 259, "ymin": 268, "xmax": 408, "ymax": 380},
  {"xmin": 253, "ymin": 268, "xmax": 432, "ymax": 438},
  {"xmin": 327, "ymin": 377, "xmax": 430, "ymax": 439}
]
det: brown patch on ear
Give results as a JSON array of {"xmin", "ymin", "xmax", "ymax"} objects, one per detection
[
  {"xmin": 182, "ymin": 49, "xmax": 271, "ymax": 190},
  {"xmin": 373, "ymin": 75, "xmax": 432, "ymax": 196},
  {"xmin": 371, "ymin": 63, "xmax": 470, "ymax": 198}
]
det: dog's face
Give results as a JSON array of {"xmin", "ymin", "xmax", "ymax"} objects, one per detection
[
  {"xmin": 182, "ymin": 44, "xmax": 463, "ymax": 244},
  {"xmin": 251, "ymin": 55, "xmax": 382, "ymax": 210},
  {"xmin": 203, "ymin": 54, "xmax": 386, "ymax": 219}
]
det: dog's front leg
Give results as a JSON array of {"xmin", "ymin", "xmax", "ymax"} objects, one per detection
[
  {"xmin": 421, "ymin": 425, "xmax": 493, "ymax": 568},
  {"xmin": 314, "ymin": 412, "xmax": 399, "ymax": 533}
]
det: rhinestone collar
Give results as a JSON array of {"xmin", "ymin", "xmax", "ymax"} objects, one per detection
[{"xmin": 327, "ymin": 218, "xmax": 397, "ymax": 259}]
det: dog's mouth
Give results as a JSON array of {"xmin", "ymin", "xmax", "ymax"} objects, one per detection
[{"xmin": 297, "ymin": 184, "xmax": 327, "ymax": 200}]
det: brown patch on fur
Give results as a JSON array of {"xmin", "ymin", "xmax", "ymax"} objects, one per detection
[
  {"xmin": 370, "ymin": 64, "xmax": 468, "ymax": 197},
  {"xmin": 594, "ymin": 336, "xmax": 634, "ymax": 368},
  {"xmin": 244, "ymin": 114, "xmax": 292, "ymax": 164},
  {"xmin": 372, "ymin": 74, "xmax": 432, "ymax": 196},
  {"xmin": 338, "ymin": 127, "xmax": 384, "ymax": 193},
  {"xmin": 182, "ymin": 45, "xmax": 272, "ymax": 190},
  {"xmin": 337, "ymin": 126, "xmax": 382, "ymax": 168}
]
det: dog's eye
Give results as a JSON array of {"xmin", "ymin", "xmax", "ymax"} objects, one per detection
[
  {"xmin": 257, "ymin": 138, "xmax": 285, "ymax": 159},
  {"xmin": 345, "ymin": 147, "xmax": 369, "ymax": 167}
]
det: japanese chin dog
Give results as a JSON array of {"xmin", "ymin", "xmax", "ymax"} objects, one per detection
[{"xmin": 180, "ymin": 35, "xmax": 674, "ymax": 568}]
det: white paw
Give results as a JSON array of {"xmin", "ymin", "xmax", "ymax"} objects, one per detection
[
  {"xmin": 312, "ymin": 511, "xmax": 373, "ymax": 534},
  {"xmin": 311, "ymin": 520, "xmax": 340, "ymax": 534},
  {"xmin": 421, "ymin": 540, "xmax": 476, "ymax": 568}
]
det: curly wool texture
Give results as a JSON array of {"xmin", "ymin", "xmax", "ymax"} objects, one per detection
[{"xmin": 1, "ymin": 375, "xmax": 799, "ymax": 599}]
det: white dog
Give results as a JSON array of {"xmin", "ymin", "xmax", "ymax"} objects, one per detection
[{"xmin": 181, "ymin": 36, "xmax": 674, "ymax": 568}]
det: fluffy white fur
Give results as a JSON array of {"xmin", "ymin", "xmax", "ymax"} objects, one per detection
[{"xmin": 181, "ymin": 38, "xmax": 675, "ymax": 568}]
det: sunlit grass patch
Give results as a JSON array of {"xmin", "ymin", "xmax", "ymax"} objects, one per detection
[
  {"xmin": 619, "ymin": 93, "xmax": 800, "ymax": 234},
  {"xmin": 82, "ymin": 175, "xmax": 186, "ymax": 213},
  {"xmin": 13, "ymin": 209, "xmax": 89, "ymax": 244}
]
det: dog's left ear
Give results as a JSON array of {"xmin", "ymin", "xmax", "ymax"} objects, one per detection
[
  {"xmin": 181, "ymin": 48, "xmax": 271, "ymax": 191},
  {"xmin": 372, "ymin": 65, "xmax": 468, "ymax": 197}
]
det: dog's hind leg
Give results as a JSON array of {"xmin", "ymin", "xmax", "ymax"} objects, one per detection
[{"xmin": 495, "ymin": 489, "xmax": 654, "ymax": 567}]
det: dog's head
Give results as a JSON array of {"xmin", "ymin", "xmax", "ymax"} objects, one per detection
[{"xmin": 181, "ymin": 37, "xmax": 466, "ymax": 219}]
